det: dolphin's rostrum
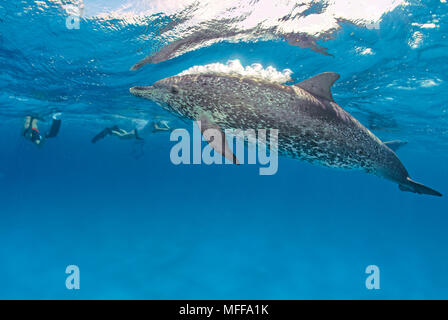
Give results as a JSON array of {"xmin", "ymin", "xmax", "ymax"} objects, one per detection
[{"xmin": 130, "ymin": 71, "xmax": 442, "ymax": 197}]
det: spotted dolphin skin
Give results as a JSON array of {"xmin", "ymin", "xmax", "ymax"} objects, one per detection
[{"xmin": 130, "ymin": 72, "xmax": 442, "ymax": 196}]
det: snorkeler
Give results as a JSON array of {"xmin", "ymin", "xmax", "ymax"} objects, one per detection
[
  {"xmin": 23, "ymin": 113, "xmax": 62, "ymax": 146},
  {"xmin": 91, "ymin": 125, "xmax": 143, "ymax": 143},
  {"xmin": 152, "ymin": 120, "xmax": 172, "ymax": 133}
]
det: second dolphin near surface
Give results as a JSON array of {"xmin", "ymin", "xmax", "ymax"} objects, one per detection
[{"xmin": 130, "ymin": 69, "xmax": 442, "ymax": 197}]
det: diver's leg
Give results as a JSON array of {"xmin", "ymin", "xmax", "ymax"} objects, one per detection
[
  {"xmin": 24, "ymin": 116, "xmax": 31, "ymax": 129},
  {"xmin": 31, "ymin": 118, "xmax": 38, "ymax": 130},
  {"xmin": 23, "ymin": 116, "xmax": 31, "ymax": 136},
  {"xmin": 111, "ymin": 129, "xmax": 125, "ymax": 137}
]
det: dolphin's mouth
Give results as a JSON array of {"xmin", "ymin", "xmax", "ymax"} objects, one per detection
[{"xmin": 129, "ymin": 86, "xmax": 153, "ymax": 96}]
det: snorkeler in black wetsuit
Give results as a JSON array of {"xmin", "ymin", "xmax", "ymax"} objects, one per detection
[
  {"xmin": 91, "ymin": 125, "xmax": 143, "ymax": 143},
  {"xmin": 23, "ymin": 114, "xmax": 62, "ymax": 146},
  {"xmin": 91, "ymin": 119, "xmax": 173, "ymax": 143}
]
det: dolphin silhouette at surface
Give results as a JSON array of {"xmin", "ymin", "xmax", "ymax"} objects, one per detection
[{"xmin": 130, "ymin": 72, "xmax": 442, "ymax": 197}]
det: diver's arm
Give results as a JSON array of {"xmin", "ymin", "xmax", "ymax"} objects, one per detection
[
  {"xmin": 111, "ymin": 130, "xmax": 125, "ymax": 137},
  {"xmin": 153, "ymin": 123, "xmax": 161, "ymax": 130}
]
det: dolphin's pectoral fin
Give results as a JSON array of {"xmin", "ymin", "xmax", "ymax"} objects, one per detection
[
  {"xmin": 294, "ymin": 72, "xmax": 340, "ymax": 101},
  {"xmin": 398, "ymin": 177, "xmax": 442, "ymax": 197},
  {"xmin": 196, "ymin": 114, "xmax": 240, "ymax": 164},
  {"xmin": 384, "ymin": 140, "xmax": 408, "ymax": 152}
]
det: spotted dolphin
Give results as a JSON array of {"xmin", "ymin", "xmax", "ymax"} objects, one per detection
[{"xmin": 130, "ymin": 72, "xmax": 442, "ymax": 196}]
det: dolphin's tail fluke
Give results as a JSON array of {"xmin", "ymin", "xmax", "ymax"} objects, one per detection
[{"xmin": 398, "ymin": 177, "xmax": 442, "ymax": 197}]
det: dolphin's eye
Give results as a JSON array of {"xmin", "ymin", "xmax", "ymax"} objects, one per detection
[{"xmin": 171, "ymin": 85, "xmax": 179, "ymax": 94}]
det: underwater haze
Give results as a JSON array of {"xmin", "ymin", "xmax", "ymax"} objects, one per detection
[{"xmin": 1, "ymin": 0, "xmax": 448, "ymax": 299}]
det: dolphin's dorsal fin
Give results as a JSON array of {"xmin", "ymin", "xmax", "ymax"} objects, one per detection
[{"xmin": 294, "ymin": 72, "xmax": 340, "ymax": 101}]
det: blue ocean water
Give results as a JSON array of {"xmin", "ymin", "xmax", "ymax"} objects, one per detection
[{"xmin": 0, "ymin": 0, "xmax": 447, "ymax": 299}]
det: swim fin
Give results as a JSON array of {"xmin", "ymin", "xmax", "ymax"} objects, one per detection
[
  {"xmin": 135, "ymin": 129, "xmax": 143, "ymax": 140},
  {"xmin": 91, "ymin": 128, "xmax": 112, "ymax": 144},
  {"xmin": 46, "ymin": 119, "xmax": 61, "ymax": 138}
]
